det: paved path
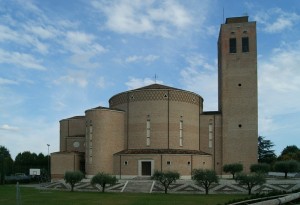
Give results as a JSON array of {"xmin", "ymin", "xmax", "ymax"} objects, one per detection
[{"xmin": 40, "ymin": 178, "xmax": 300, "ymax": 194}]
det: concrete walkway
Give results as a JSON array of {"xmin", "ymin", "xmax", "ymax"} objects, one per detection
[{"xmin": 40, "ymin": 178, "xmax": 300, "ymax": 194}]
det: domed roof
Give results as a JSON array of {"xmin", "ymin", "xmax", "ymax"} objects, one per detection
[{"xmin": 134, "ymin": 83, "xmax": 181, "ymax": 91}]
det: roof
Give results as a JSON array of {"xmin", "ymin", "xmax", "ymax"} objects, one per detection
[
  {"xmin": 134, "ymin": 83, "xmax": 181, "ymax": 91},
  {"xmin": 114, "ymin": 149, "xmax": 210, "ymax": 155},
  {"xmin": 85, "ymin": 106, "xmax": 125, "ymax": 112},
  {"xmin": 225, "ymin": 16, "xmax": 248, "ymax": 24}
]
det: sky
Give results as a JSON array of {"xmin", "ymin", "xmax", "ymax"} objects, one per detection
[{"xmin": 0, "ymin": 0, "xmax": 300, "ymax": 159}]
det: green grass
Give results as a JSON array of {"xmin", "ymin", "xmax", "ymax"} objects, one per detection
[{"xmin": 0, "ymin": 185, "xmax": 247, "ymax": 205}]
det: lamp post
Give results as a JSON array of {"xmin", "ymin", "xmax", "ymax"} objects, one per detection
[{"xmin": 47, "ymin": 144, "xmax": 50, "ymax": 181}]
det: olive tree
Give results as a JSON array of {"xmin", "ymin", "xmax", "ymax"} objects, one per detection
[
  {"xmin": 250, "ymin": 163, "xmax": 270, "ymax": 174},
  {"xmin": 151, "ymin": 170, "xmax": 180, "ymax": 194},
  {"xmin": 192, "ymin": 169, "xmax": 219, "ymax": 194},
  {"xmin": 64, "ymin": 171, "xmax": 84, "ymax": 192},
  {"xmin": 91, "ymin": 172, "xmax": 117, "ymax": 192},
  {"xmin": 235, "ymin": 173, "xmax": 266, "ymax": 195},
  {"xmin": 274, "ymin": 160, "xmax": 300, "ymax": 179},
  {"xmin": 223, "ymin": 163, "xmax": 243, "ymax": 179}
]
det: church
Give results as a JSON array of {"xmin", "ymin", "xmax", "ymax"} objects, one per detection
[{"xmin": 51, "ymin": 16, "xmax": 258, "ymax": 179}]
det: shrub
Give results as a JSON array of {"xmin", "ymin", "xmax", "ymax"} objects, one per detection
[
  {"xmin": 274, "ymin": 160, "xmax": 300, "ymax": 178},
  {"xmin": 151, "ymin": 170, "xmax": 180, "ymax": 194},
  {"xmin": 235, "ymin": 173, "xmax": 266, "ymax": 195},
  {"xmin": 192, "ymin": 169, "xmax": 219, "ymax": 194},
  {"xmin": 223, "ymin": 163, "xmax": 243, "ymax": 179},
  {"xmin": 250, "ymin": 163, "xmax": 270, "ymax": 174},
  {"xmin": 64, "ymin": 171, "xmax": 84, "ymax": 192},
  {"xmin": 91, "ymin": 172, "xmax": 117, "ymax": 192}
]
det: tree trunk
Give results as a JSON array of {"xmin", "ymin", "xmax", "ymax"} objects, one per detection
[
  {"xmin": 102, "ymin": 184, "xmax": 106, "ymax": 192},
  {"xmin": 248, "ymin": 188, "xmax": 251, "ymax": 195},
  {"xmin": 205, "ymin": 188, "xmax": 209, "ymax": 195},
  {"xmin": 285, "ymin": 172, "xmax": 288, "ymax": 179},
  {"xmin": 164, "ymin": 187, "xmax": 168, "ymax": 194}
]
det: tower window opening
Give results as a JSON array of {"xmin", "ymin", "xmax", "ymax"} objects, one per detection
[
  {"xmin": 146, "ymin": 119, "xmax": 150, "ymax": 146},
  {"xmin": 229, "ymin": 38, "xmax": 237, "ymax": 53},
  {"xmin": 242, "ymin": 37, "xmax": 249, "ymax": 52},
  {"xmin": 179, "ymin": 120, "xmax": 183, "ymax": 146},
  {"xmin": 209, "ymin": 121, "xmax": 213, "ymax": 148}
]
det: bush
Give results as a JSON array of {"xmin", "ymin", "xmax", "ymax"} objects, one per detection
[
  {"xmin": 223, "ymin": 163, "xmax": 243, "ymax": 179},
  {"xmin": 192, "ymin": 169, "xmax": 219, "ymax": 194},
  {"xmin": 151, "ymin": 170, "xmax": 180, "ymax": 194},
  {"xmin": 250, "ymin": 163, "xmax": 270, "ymax": 174},
  {"xmin": 64, "ymin": 171, "xmax": 84, "ymax": 192},
  {"xmin": 235, "ymin": 173, "xmax": 266, "ymax": 195},
  {"xmin": 274, "ymin": 160, "xmax": 300, "ymax": 178},
  {"xmin": 91, "ymin": 172, "xmax": 117, "ymax": 192}
]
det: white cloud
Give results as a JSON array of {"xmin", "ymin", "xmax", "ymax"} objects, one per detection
[
  {"xmin": 0, "ymin": 124, "xmax": 19, "ymax": 131},
  {"xmin": 96, "ymin": 76, "xmax": 114, "ymax": 89},
  {"xmin": 254, "ymin": 8, "xmax": 300, "ymax": 33},
  {"xmin": 125, "ymin": 54, "xmax": 159, "ymax": 63},
  {"xmin": 63, "ymin": 31, "xmax": 106, "ymax": 68},
  {"xmin": 92, "ymin": 0, "xmax": 192, "ymax": 37},
  {"xmin": 125, "ymin": 77, "xmax": 163, "ymax": 90},
  {"xmin": 23, "ymin": 25, "xmax": 58, "ymax": 39},
  {"xmin": 0, "ymin": 49, "xmax": 46, "ymax": 70},
  {"xmin": 54, "ymin": 71, "xmax": 89, "ymax": 88},
  {"xmin": 0, "ymin": 77, "xmax": 18, "ymax": 85},
  {"xmin": 180, "ymin": 54, "xmax": 217, "ymax": 111},
  {"xmin": 258, "ymin": 41, "xmax": 300, "ymax": 117}
]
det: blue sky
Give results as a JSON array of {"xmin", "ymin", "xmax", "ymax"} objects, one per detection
[{"xmin": 0, "ymin": 0, "xmax": 300, "ymax": 159}]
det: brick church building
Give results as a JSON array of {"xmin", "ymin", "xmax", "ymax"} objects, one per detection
[{"xmin": 51, "ymin": 16, "xmax": 258, "ymax": 179}]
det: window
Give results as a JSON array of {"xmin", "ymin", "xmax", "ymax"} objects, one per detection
[
  {"xmin": 124, "ymin": 161, "xmax": 128, "ymax": 165},
  {"xmin": 179, "ymin": 120, "xmax": 183, "ymax": 146},
  {"xmin": 146, "ymin": 119, "xmax": 150, "ymax": 146},
  {"xmin": 167, "ymin": 161, "xmax": 171, "ymax": 165},
  {"xmin": 209, "ymin": 120, "xmax": 213, "ymax": 148},
  {"xmin": 229, "ymin": 38, "xmax": 236, "ymax": 53},
  {"xmin": 242, "ymin": 37, "xmax": 249, "ymax": 52}
]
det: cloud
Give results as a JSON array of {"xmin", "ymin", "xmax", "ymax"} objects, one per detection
[
  {"xmin": 0, "ymin": 124, "xmax": 19, "ymax": 131},
  {"xmin": 125, "ymin": 54, "xmax": 159, "ymax": 63},
  {"xmin": 96, "ymin": 76, "xmax": 114, "ymax": 89},
  {"xmin": 0, "ymin": 49, "xmax": 46, "ymax": 70},
  {"xmin": 0, "ymin": 77, "xmax": 18, "ymax": 85},
  {"xmin": 258, "ymin": 41, "xmax": 300, "ymax": 116},
  {"xmin": 254, "ymin": 8, "xmax": 300, "ymax": 33},
  {"xmin": 53, "ymin": 71, "xmax": 89, "ymax": 88},
  {"xmin": 63, "ymin": 31, "xmax": 106, "ymax": 68},
  {"xmin": 125, "ymin": 77, "xmax": 163, "ymax": 90},
  {"xmin": 180, "ymin": 54, "xmax": 217, "ymax": 111},
  {"xmin": 91, "ymin": 0, "xmax": 192, "ymax": 37}
]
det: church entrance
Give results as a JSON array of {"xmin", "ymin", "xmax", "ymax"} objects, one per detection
[
  {"xmin": 138, "ymin": 160, "xmax": 154, "ymax": 176},
  {"xmin": 141, "ymin": 161, "xmax": 151, "ymax": 176}
]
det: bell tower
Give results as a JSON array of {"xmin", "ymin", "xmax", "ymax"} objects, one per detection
[{"xmin": 218, "ymin": 16, "xmax": 258, "ymax": 172}]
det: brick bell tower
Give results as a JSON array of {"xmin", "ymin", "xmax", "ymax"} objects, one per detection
[{"xmin": 218, "ymin": 16, "xmax": 258, "ymax": 172}]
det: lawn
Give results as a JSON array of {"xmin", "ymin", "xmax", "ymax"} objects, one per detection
[{"xmin": 0, "ymin": 185, "xmax": 247, "ymax": 205}]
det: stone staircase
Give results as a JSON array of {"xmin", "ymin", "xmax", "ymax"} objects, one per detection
[{"xmin": 122, "ymin": 180, "xmax": 154, "ymax": 193}]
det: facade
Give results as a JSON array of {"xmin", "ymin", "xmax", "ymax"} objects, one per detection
[{"xmin": 51, "ymin": 16, "xmax": 258, "ymax": 179}]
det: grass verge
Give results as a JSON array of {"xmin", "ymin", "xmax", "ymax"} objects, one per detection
[{"xmin": 0, "ymin": 185, "xmax": 247, "ymax": 205}]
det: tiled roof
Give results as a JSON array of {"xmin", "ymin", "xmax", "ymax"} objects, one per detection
[
  {"xmin": 134, "ymin": 83, "xmax": 181, "ymax": 91},
  {"xmin": 114, "ymin": 149, "xmax": 210, "ymax": 155}
]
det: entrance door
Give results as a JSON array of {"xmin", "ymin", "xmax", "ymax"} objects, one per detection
[{"xmin": 141, "ymin": 161, "xmax": 151, "ymax": 176}]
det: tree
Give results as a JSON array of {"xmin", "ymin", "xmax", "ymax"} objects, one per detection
[
  {"xmin": 235, "ymin": 173, "xmax": 266, "ymax": 195},
  {"xmin": 274, "ymin": 160, "xmax": 300, "ymax": 178},
  {"xmin": 64, "ymin": 171, "xmax": 84, "ymax": 192},
  {"xmin": 258, "ymin": 136, "xmax": 277, "ymax": 164},
  {"xmin": 91, "ymin": 172, "xmax": 117, "ymax": 192},
  {"xmin": 151, "ymin": 171, "xmax": 180, "ymax": 194},
  {"xmin": 192, "ymin": 169, "xmax": 219, "ymax": 194},
  {"xmin": 278, "ymin": 145, "xmax": 300, "ymax": 161},
  {"xmin": 0, "ymin": 146, "xmax": 14, "ymax": 184},
  {"xmin": 250, "ymin": 163, "xmax": 270, "ymax": 174},
  {"xmin": 223, "ymin": 163, "xmax": 243, "ymax": 179}
]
